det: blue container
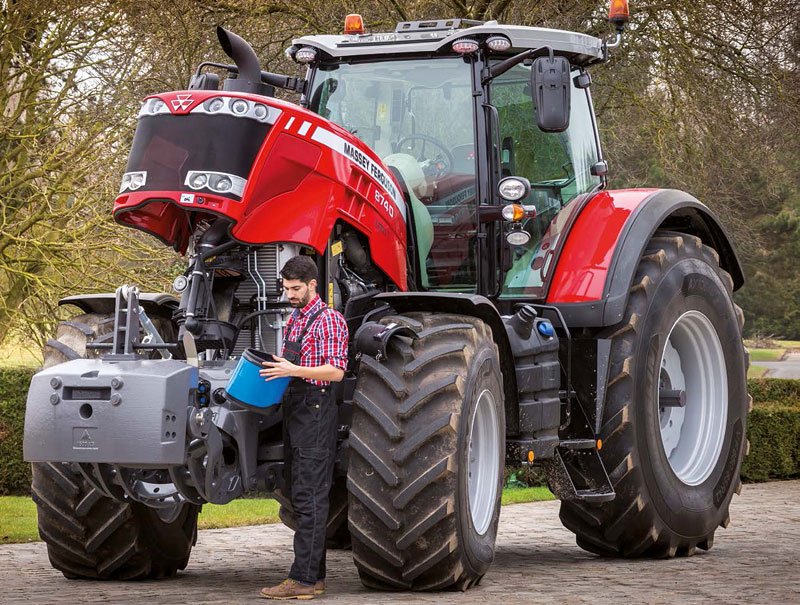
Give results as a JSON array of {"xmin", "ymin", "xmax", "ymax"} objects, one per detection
[{"xmin": 224, "ymin": 348, "xmax": 289, "ymax": 410}]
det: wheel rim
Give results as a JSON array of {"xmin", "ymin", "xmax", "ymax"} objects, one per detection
[
  {"xmin": 468, "ymin": 388, "xmax": 500, "ymax": 535},
  {"xmin": 658, "ymin": 310, "xmax": 728, "ymax": 486}
]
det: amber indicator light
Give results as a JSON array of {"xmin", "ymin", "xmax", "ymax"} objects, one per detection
[{"xmin": 344, "ymin": 14, "xmax": 365, "ymax": 35}]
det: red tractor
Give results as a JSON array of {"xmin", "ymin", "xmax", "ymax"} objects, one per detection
[{"xmin": 24, "ymin": 5, "xmax": 748, "ymax": 591}]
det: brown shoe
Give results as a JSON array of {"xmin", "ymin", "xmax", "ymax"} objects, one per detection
[
  {"xmin": 314, "ymin": 579, "xmax": 325, "ymax": 595},
  {"xmin": 260, "ymin": 579, "xmax": 315, "ymax": 600}
]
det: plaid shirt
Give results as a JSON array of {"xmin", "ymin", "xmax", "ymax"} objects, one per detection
[{"xmin": 282, "ymin": 295, "xmax": 349, "ymax": 386}]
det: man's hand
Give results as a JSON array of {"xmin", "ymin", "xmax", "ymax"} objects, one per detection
[{"xmin": 259, "ymin": 355, "xmax": 299, "ymax": 381}]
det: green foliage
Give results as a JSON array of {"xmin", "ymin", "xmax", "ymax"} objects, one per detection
[
  {"xmin": 0, "ymin": 368, "xmax": 35, "ymax": 495},
  {"xmin": 741, "ymin": 402, "xmax": 800, "ymax": 482},
  {"xmin": 747, "ymin": 378, "xmax": 800, "ymax": 405}
]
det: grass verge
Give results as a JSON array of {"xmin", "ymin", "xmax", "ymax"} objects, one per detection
[
  {"xmin": 748, "ymin": 348, "xmax": 785, "ymax": 362},
  {"xmin": 1, "ymin": 488, "xmax": 554, "ymax": 545},
  {"xmin": 748, "ymin": 365, "xmax": 769, "ymax": 379}
]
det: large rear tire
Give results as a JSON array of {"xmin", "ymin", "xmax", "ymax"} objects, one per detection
[
  {"xmin": 560, "ymin": 232, "xmax": 748, "ymax": 557},
  {"xmin": 33, "ymin": 312, "xmax": 199, "ymax": 580},
  {"xmin": 347, "ymin": 313, "xmax": 504, "ymax": 591}
]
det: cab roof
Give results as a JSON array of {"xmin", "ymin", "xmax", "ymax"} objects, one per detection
[{"xmin": 292, "ymin": 19, "xmax": 605, "ymax": 66}]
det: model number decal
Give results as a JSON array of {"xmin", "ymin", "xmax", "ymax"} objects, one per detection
[{"xmin": 374, "ymin": 190, "xmax": 394, "ymax": 218}]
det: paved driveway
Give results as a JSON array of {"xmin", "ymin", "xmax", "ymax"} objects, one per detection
[
  {"xmin": 3, "ymin": 480, "xmax": 798, "ymax": 604},
  {"xmin": 760, "ymin": 352, "xmax": 800, "ymax": 379}
]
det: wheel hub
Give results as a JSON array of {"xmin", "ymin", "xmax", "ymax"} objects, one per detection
[
  {"xmin": 658, "ymin": 310, "xmax": 728, "ymax": 486},
  {"xmin": 467, "ymin": 389, "xmax": 500, "ymax": 535}
]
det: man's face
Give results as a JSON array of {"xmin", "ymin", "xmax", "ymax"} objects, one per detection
[{"xmin": 283, "ymin": 278, "xmax": 316, "ymax": 308}]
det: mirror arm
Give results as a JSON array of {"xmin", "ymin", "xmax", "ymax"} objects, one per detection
[{"xmin": 483, "ymin": 46, "xmax": 547, "ymax": 84}]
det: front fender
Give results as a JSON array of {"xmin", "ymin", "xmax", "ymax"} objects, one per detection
[
  {"xmin": 59, "ymin": 292, "xmax": 180, "ymax": 319},
  {"xmin": 546, "ymin": 188, "xmax": 744, "ymax": 327}
]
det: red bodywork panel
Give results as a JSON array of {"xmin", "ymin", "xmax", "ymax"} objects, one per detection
[
  {"xmin": 114, "ymin": 90, "xmax": 409, "ymax": 290},
  {"xmin": 546, "ymin": 189, "xmax": 659, "ymax": 303}
]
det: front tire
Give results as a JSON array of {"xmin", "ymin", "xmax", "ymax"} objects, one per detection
[
  {"xmin": 33, "ymin": 312, "xmax": 198, "ymax": 580},
  {"xmin": 560, "ymin": 232, "xmax": 748, "ymax": 557},
  {"xmin": 32, "ymin": 462, "xmax": 199, "ymax": 580},
  {"xmin": 347, "ymin": 313, "xmax": 504, "ymax": 591}
]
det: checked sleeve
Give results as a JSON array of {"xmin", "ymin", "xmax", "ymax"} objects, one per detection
[{"xmin": 313, "ymin": 309, "xmax": 349, "ymax": 371}]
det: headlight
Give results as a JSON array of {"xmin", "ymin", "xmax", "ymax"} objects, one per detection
[
  {"xmin": 138, "ymin": 98, "xmax": 170, "ymax": 118},
  {"xmin": 149, "ymin": 99, "xmax": 168, "ymax": 114},
  {"xmin": 119, "ymin": 171, "xmax": 147, "ymax": 193},
  {"xmin": 231, "ymin": 99, "xmax": 249, "ymax": 115},
  {"xmin": 193, "ymin": 96, "xmax": 276, "ymax": 123},
  {"xmin": 211, "ymin": 175, "xmax": 232, "ymax": 192},
  {"xmin": 498, "ymin": 176, "xmax": 531, "ymax": 201},
  {"xmin": 189, "ymin": 173, "xmax": 208, "ymax": 188},
  {"xmin": 185, "ymin": 171, "xmax": 247, "ymax": 197},
  {"xmin": 204, "ymin": 97, "xmax": 225, "ymax": 112},
  {"xmin": 506, "ymin": 229, "xmax": 531, "ymax": 246}
]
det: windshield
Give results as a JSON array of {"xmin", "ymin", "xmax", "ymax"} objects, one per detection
[{"xmin": 309, "ymin": 58, "xmax": 479, "ymax": 291}]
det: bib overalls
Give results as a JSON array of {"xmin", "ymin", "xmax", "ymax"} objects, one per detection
[{"xmin": 281, "ymin": 306, "xmax": 338, "ymax": 585}]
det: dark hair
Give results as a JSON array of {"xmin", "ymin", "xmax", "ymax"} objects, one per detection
[{"xmin": 280, "ymin": 255, "xmax": 318, "ymax": 283}]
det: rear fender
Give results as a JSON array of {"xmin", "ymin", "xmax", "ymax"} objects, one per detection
[{"xmin": 546, "ymin": 188, "xmax": 744, "ymax": 327}]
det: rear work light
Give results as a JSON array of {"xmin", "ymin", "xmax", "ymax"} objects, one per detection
[
  {"xmin": 452, "ymin": 38, "xmax": 480, "ymax": 55},
  {"xmin": 344, "ymin": 14, "xmax": 365, "ymax": 35},
  {"xmin": 486, "ymin": 36, "xmax": 512, "ymax": 52}
]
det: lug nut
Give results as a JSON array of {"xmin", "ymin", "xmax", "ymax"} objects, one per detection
[
  {"xmin": 49, "ymin": 377, "xmax": 62, "ymax": 389},
  {"xmin": 111, "ymin": 377, "xmax": 124, "ymax": 389},
  {"xmin": 49, "ymin": 394, "xmax": 60, "ymax": 405},
  {"xmin": 110, "ymin": 393, "xmax": 122, "ymax": 406}
]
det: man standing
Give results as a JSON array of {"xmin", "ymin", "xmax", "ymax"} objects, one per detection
[{"xmin": 259, "ymin": 255, "xmax": 348, "ymax": 600}]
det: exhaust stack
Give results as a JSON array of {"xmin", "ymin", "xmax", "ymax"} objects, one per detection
[{"xmin": 216, "ymin": 26, "xmax": 274, "ymax": 97}]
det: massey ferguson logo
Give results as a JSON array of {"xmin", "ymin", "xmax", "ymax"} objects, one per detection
[{"xmin": 171, "ymin": 94, "xmax": 194, "ymax": 111}]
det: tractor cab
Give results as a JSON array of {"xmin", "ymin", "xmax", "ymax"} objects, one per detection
[{"xmin": 294, "ymin": 18, "xmax": 606, "ymax": 300}]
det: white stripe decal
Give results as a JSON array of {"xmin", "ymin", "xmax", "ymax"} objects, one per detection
[
  {"xmin": 285, "ymin": 116, "xmax": 295, "ymax": 130},
  {"xmin": 310, "ymin": 127, "xmax": 406, "ymax": 222},
  {"xmin": 298, "ymin": 121, "xmax": 312, "ymax": 136}
]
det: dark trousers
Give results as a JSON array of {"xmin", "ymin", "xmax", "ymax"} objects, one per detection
[{"xmin": 283, "ymin": 380, "xmax": 337, "ymax": 585}]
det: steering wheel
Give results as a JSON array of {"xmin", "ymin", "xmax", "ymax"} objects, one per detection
[{"xmin": 396, "ymin": 134, "xmax": 455, "ymax": 178}]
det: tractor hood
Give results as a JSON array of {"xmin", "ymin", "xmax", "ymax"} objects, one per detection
[{"xmin": 114, "ymin": 90, "xmax": 409, "ymax": 288}]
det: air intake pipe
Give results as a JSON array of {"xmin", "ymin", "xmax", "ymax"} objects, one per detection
[{"xmin": 216, "ymin": 26, "xmax": 275, "ymax": 97}]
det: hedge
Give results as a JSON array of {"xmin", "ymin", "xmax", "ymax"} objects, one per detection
[
  {"xmin": 0, "ymin": 368, "xmax": 35, "ymax": 495},
  {"xmin": 0, "ymin": 369, "xmax": 797, "ymax": 494}
]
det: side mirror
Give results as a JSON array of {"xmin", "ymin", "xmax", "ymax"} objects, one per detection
[{"xmin": 531, "ymin": 55, "xmax": 571, "ymax": 132}]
